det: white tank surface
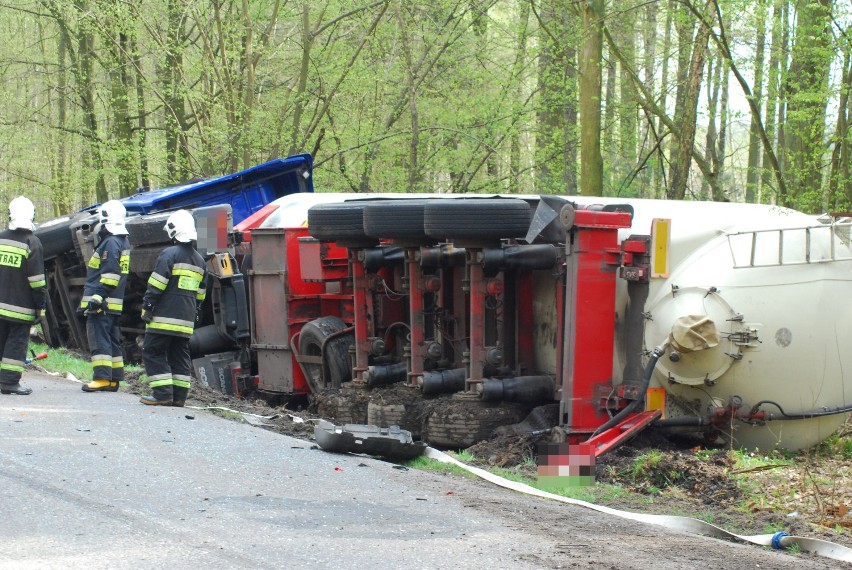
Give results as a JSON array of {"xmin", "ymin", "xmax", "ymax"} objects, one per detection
[{"xmin": 573, "ymin": 197, "xmax": 852, "ymax": 451}]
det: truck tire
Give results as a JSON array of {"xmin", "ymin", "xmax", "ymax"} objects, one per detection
[
  {"xmin": 421, "ymin": 399, "xmax": 528, "ymax": 448},
  {"xmin": 424, "ymin": 199, "xmax": 531, "ymax": 241},
  {"xmin": 363, "ymin": 200, "xmax": 429, "ymax": 240},
  {"xmin": 307, "ymin": 202, "xmax": 376, "ymax": 246},
  {"xmin": 36, "ymin": 213, "xmax": 87, "ymax": 259},
  {"xmin": 299, "ymin": 316, "xmax": 354, "ymax": 392}
]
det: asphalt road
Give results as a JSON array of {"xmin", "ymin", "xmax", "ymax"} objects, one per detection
[{"xmin": 0, "ymin": 371, "xmax": 842, "ymax": 570}]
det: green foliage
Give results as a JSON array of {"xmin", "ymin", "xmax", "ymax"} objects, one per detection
[
  {"xmin": 0, "ymin": 0, "xmax": 849, "ymax": 213},
  {"xmin": 817, "ymin": 434, "xmax": 852, "ymax": 460}
]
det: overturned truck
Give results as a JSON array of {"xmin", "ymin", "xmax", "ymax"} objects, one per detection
[
  {"xmin": 225, "ymin": 192, "xmax": 852, "ymax": 453},
  {"xmin": 38, "ymin": 152, "xmax": 852, "ymax": 453},
  {"xmin": 36, "ymin": 155, "xmax": 314, "ymax": 361}
]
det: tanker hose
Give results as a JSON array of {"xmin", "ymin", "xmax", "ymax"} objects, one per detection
[
  {"xmin": 421, "ymin": 368, "xmax": 466, "ymax": 395},
  {"xmin": 591, "ymin": 341, "xmax": 668, "ymax": 438},
  {"xmin": 653, "ymin": 416, "xmax": 709, "ymax": 427},
  {"xmin": 749, "ymin": 400, "xmax": 852, "ymax": 420}
]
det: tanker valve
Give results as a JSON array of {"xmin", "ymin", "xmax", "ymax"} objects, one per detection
[
  {"xmin": 485, "ymin": 346, "xmax": 504, "ymax": 367},
  {"xmin": 486, "ymin": 278, "xmax": 504, "ymax": 297},
  {"xmin": 426, "ymin": 342, "xmax": 443, "ymax": 361},
  {"xmin": 369, "ymin": 337, "xmax": 386, "ymax": 357},
  {"xmin": 422, "ymin": 275, "xmax": 441, "ymax": 293}
]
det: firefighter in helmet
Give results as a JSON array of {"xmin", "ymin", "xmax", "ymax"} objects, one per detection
[
  {"xmin": 81, "ymin": 200, "xmax": 131, "ymax": 392},
  {"xmin": 139, "ymin": 209, "xmax": 207, "ymax": 406},
  {"xmin": 0, "ymin": 196, "xmax": 45, "ymax": 396}
]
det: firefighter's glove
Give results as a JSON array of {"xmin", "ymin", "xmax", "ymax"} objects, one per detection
[
  {"xmin": 141, "ymin": 302, "xmax": 154, "ymax": 323},
  {"xmin": 87, "ymin": 294, "xmax": 104, "ymax": 315}
]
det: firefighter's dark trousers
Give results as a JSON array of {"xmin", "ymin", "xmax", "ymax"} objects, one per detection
[
  {"xmin": 142, "ymin": 332, "xmax": 191, "ymax": 401},
  {"xmin": 87, "ymin": 312, "xmax": 124, "ymax": 383},
  {"xmin": 0, "ymin": 318, "xmax": 30, "ymax": 385}
]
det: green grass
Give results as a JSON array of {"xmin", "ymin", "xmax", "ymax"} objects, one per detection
[
  {"xmin": 729, "ymin": 448, "xmax": 793, "ymax": 471},
  {"xmin": 209, "ymin": 408, "xmax": 246, "ymax": 421},
  {"xmin": 28, "ymin": 341, "xmax": 145, "ymax": 385},
  {"xmin": 630, "ymin": 450, "xmax": 664, "ymax": 479},
  {"xmin": 406, "ymin": 453, "xmax": 636, "ymax": 504},
  {"xmin": 817, "ymin": 434, "xmax": 852, "ymax": 459},
  {"xmin": 405, "ymin": 455, "xmax": 477, "ymax": 479}
]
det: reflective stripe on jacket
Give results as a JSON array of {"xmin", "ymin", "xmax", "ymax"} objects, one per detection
[
  {"xmin": 82, "ymin": 231, "xmax": 131, "ymax": 314},
  {"xmin": 143, "ymin": 243, "xmax": 207, "ymax": 338},
  {"xmin": 0, "ymin": 229, "xmax": 45, "ymax": 323}
]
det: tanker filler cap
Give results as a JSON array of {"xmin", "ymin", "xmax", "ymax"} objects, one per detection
[{"xmin": 669, "ymin": 315, "xmax": 720, "ymax": 353}]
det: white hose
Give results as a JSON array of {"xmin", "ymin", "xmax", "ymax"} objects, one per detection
[{"xmin": 424, "ymin": 447, "xmax": 852, "ymax": 565}]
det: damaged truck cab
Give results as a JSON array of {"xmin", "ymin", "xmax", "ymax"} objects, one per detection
[{"xmin": 37, "ymin": 154, "xmax": 314, "ymax": 362}]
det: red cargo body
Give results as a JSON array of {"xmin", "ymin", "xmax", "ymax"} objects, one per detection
[{"xmin": 249, "ymin": 227, "xmax": 351, "ymax": 395}]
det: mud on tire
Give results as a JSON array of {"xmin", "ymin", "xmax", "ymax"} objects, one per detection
[
  {"xmin": 422, "ymin": 398, "xmax": 529, "ymax": 448},
  {"xmin": 298, "ymin": 316, "xmax": 354, "ymax": 392}
]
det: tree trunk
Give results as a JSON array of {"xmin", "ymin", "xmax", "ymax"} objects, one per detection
[
  {"xmin": 776, "ymin": 0, "xmax": 791, "ymax": 203},
  {"xmin": 703, "ymin": 55, "xmax": 720, "ymax": 200},
  {"xmin": 71, "ymin": 0, "xmax": 108, "ymax": 203},
  {"xmin": 655, "ymin": 0, "xmax": 676, "ymax": 198},
  {"xmin": 745, "ymin": 0, "xmax": 767, "ymax": 203},
  {"xmin": 640, "ymin": 0, "xmax": 658, "ymax": 198},
  {"xmin": 761, "ymin": 0, "xmax": 784, "ymax": 203},
  {"xmin": 782, "ymin": 0, "xmax": 833, "ymax": 210},
  {"xmin": 618, "ymin": 7, "xmax": 637, "ymax": 195},
  {"xmin": 604, "ymin": 27, "xmax": 721, "ymax": 200},
  {"xmin": 579, "ymin": 0, "xmax": 603, "ymax": 197},
  {"xmin": 715, "ymin": 53, "xmax": 729, "ymax": 202},
  {"xmin": 129, "ymin": 33, "xmax": 150, "ymax": 191},
  {"xmin": 55, "ymin": 27, "xmax": 70, "ymax": 214},
  {"xmin": 164, "ymin": 0, "xmax": 189, "ymax": 181},
  {"xmin": 668, "ymin": 2, "xmax": 710, "ymax": 200},
  {"xmin": 104, "ymin": 2, "xmax": 136, "ymax": 197},
  {"xmin": 829, "ymin": 45, "xmax": 852, "ymax": 208},
  {"xmin": 510, "ymin": 0, "xmax": 531, "ymax": 189},
  {"xmin": 535, "ymin": 2, "xmax": 576, "ymax": 194}
]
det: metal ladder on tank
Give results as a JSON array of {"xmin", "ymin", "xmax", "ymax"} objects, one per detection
[{"xmin": 727, "ymin": 219, "xmax": 852, "ymax": 268}]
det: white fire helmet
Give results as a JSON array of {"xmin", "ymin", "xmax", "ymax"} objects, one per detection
[
  {"xmin": 99, "ymin": 200, "xmax": 129, "ymax": 235},
  {"xmin": 8, "ymin": 196, "xmax": 35, "ymax": 231},
  {"xmin": 164, "ymin": 209, "xmax": 197, "ymax": 243}
]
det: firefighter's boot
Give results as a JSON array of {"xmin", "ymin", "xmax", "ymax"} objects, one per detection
[
  {"xmin": 139, "ymin": 386, "xmax": 173, "ymax": 406},
  {"xmin": 172, "ymin": 386, "xmax": 189, "ymax": 408},
  {"xmin": 1, "ymin": 383, "xmax": 32, "ymax": 395},
  {"xmin": 82, "ymin": 379, "xmax": 119, "ymax": 392}
]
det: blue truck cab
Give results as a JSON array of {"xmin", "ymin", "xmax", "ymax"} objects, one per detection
[
  {"xmin": 38, "ymin": 154, "xmax": 314, "ymax": 354},
  {"xmin": 119, "ymin": 154, "xmax": 314, "ymax": 223}
]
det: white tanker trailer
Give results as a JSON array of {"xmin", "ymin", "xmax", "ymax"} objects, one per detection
[{"xmin": 575, "ymin": 197, "xmax": 852, "ymax": 451}]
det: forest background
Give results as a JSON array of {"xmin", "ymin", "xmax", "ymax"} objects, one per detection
[{"xmin": 0, "ymin": 0, "xmax": 850, "ymax": 219}]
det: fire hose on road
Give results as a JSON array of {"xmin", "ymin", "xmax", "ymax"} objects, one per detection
[{"xmin": 424, "ymin": 447, "xmax": 852, "ymax": 565}]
